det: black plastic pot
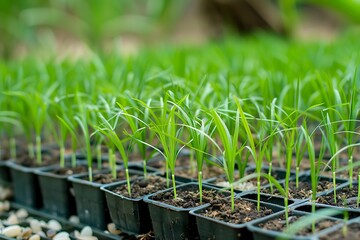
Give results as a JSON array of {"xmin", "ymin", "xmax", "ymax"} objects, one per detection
[
  {"xmin": 189, "ymin": 197, "xmax": 283, "ymax": 240},
  {"xmin": 0, "ymin": 160, "xmax": 11, "ymax": 187},
  {"xmin": 128, "ymin": 162, "xmax": 160, "ymax": 175},
  {"xmin": 260, "ymin": 174, "xmax": 349, "ymax": 203},
  {"xmin": 144, "ymin": 182, "xmax": 229, "ymax": 240},
  {"xmin": 172, "ymin": 164, "xmax": 226, "ymax": 184},
  {"xmin": 68, "ymin": 168, "xmax": 142, "ymax": 229},
  {"xmin": 204, "ymin": 165, "xmax": 294, "ymax": 194},
  {"xmin": 248, "ymin": 210, "xmax": 342, "ymax": 240},
  {"xmin": 101, "ymin": 175, "xmax": 177, "ymax": 235},
  {"xmin": 238, "ymin": 192, "xmax": 300, "ymax": 208},
  {"xmin": 317, "ymin": 219, "xmax": 360, "ymax": 239},
  {"xmin": 292, "ymin": 202, "xmax": 360, "ymax": 220},
  {"xmin": 145, "ymin": 149, "xmax": 191, "ymax": 175},
  {"xmin": 34, "ymin": 163, "xmax": 90, "ymax": 218},
  {"xmin": 6, "ymin": 161, "xmax": 54, "ymax": 208},
  {"xmin": 314, "ymin": 182, "xmax": 360, "ymax": 210}
]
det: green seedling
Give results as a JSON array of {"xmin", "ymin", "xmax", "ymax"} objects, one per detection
[
  {"xmin": 95, "ymin": 111, "xmax": 131, "ymax": 195},
  {"xmin": 210, "ymin": 99, "xmax": 241, "ymax": 212},
  {"xmin": 134, "ymin": 94, "xmax": 186, "ymax": 199},
  {"xmin": 172, "ymin": 95, "xmax": 213, "ymax": 204}
]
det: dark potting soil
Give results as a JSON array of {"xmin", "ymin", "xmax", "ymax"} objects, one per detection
[
  {"xmin": 0, "ymin": 151, "xmax": 11, "ymax": 161},
  {"xmin": 259, "ymin": 214, "xmax": 339, "ymax": 236},
  {"xmin": 316, "ymin": 186, "xmax": 359, "ymax": 208},
  {"xmin": 82, "ymin": 171, "xmax": 139, "ymax": 184},
  {"xmin": 127, "ymin": 149, "xmax": 160, "ymax": 162},
  {"xmin": 112, "ymin": 175, "xmax": 171, "ymax": 198},
  {"xmin": 321, "ymin": 165, "xmax": 360, "ymax": 180},
  {"xmin": 150, "ymin": 188, "xmax": 226, "ymax": 208},
  {"xmin": 269, "ymin": 160, "xmax": 311, "ymax": 171},
  {"xmin": 147, "ymin": 155, "xmax": 191, "ymax": 171},
  {"xmin": 213, "ymin": 168, "xmax": 284, "ymax": 191},
  {"xmin": 262, "ymin": 180, "xmax": 336, "ymax": 199},
  {"xmin": 14, "ymin": 152, "xmax": 59, "ymax": 167},
  {"xmin": 53, "ymin": 166, "xmax": 88, "ymax": 175},
  {"xmin": 201, "ymin": 198, "xmax": 273, "ymax": 224},
  {"xmin": 175, "ymin": 165, "xmax": 224, "ymax": 180},
  {"xmin": 0, "ymin": 140, "xmax": 29, "ymax": 161},
  {"xmin": 320, "ymin": 222, "xmax": 360, "ymax": 240}
]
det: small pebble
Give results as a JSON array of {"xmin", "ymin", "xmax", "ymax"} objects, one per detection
[
  {"xmin": 30, "ymin": 219, "xmax": 42, "ymax": 233},
  {"xmin": 0, "ymin": 187, "xmax": 12, "ymax": 200},
  {"xmin": 48, "ymin": 219, "xmax": 62, "ymax": 231},
  {"xmin": 29, "ymin": 234, "xmax": 41, "ymax": 240},
  {"xmin": 40, "ymin": 220, "xmax": 47, "ymax": 227},
  {"xmin": 54, "ymin": 237, "xmax": 70, "ymax": 240},
  {"xmin": 69, "ymin": 215, "xmax": 80, "ymax": 224},
  {"xmin": 138, "ymin": 179, "xmax": 148, "ymax": 188},
  {"xmin": 6, "ymin": 213, "xmax": 19, "ymax": 225},
  {"xmin": 53, "ymin": 231, "xmax": 70, "ymax": 240},
  {"xmin": 107, "ymin": 223, "xmax": 121, "ymax": 235},
  {"xmin": 76, "ymin": 236, "xmax": 98, "ymax": 240},
  {"xmin": 74, "ymin": 230, "xmax": 81, "ymax": 238},
  {"xmin": 3, "ymin": 201, "xmax": 10, "ymax": 211},
  {"xmin": 46, "ymin": 229, "xmax": 57, "ymax": 238},
  {"xmin": 20, "ymin": 227, "xmax": 32, "ymax": 238},
  {"xmin": 80, "ymin": 226, "xmax": 93, "ymax": 236},
  {"xmin": 38, "ymin": 231, "xmax": 46, "ymax": 237},
  {"xmin": 2, "ymin": 225, "xmax": 22, "ymax": 237},
  {"xmin": 16, "ymin": 208, "xmax": 28, "ymax": 218}
]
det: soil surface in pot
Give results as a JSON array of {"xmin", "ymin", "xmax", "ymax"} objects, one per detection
[
  {"xmin": 14, "ymin": 150, "xmax": 59, "ymax": 168},
  {"xmin": 259, "ymin": 214, "xmax": 340, "ymax": 236},
  {"xmin": 150, "ymin": 188, "xmax": 227, "ymax": 208},
  {"xmin": 201, "ymin": 198, "xmax": 273, "ymax": 224},
  {"xmin": 0, "ymin": 139, "xmax": 29, "ymax": 161},
  {"xmin": 147, "ymin": 155, "xmax": 191, "ymax": 171},
  {"xmin": 52, "ymin": 166, "xmax": 89, "ymax": 175},
  {"xmin": 111, "ymin": 175, "xmax": 171, "ymax": 198},
  {"xmin": 212, "ymin": 168, "xmax": 286, "ymax": 191},
  {"xmin": 321, "ymin": 169, "xmax": 359, "ymax": 180},
  {"xmin": 268, "ymin": 159, "xmax": 311, "ymax": 172},
  {"xmin": 320, "ymin": 222, "xmax": 360, "ymax": 240},
  {"xmin": 175, "ymin": 165, "xmax": 224, "ymax": 180},
  {"xmin": 316, "ymin": 185, "xmax": 359, "ymax": 208},
  {"xmin": 81, "ymin": 171, "xmax": 139, "ymax": 184},
  {"xmin": 262, "ymin": 180, "xmax": 336, "ymax": 199}
]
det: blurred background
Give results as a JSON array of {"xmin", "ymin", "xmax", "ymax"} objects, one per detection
[{"xmin": 1, "ymin": 0, "xmax": 360, "ymax": 59}]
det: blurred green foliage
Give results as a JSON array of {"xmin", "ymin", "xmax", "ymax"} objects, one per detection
[
  {"xmin": 1, "ymin": 0, "xmax": 360, "ymax": 59},
  {"xmin": 0, "ymin": 0, "xmax": 188, "ymax": 58}
]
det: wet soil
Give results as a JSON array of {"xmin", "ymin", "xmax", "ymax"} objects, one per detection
[
  {"xmin": 316, "ymin": 185, "xmax": 359, "ymax": 208},
  {"xmin": 147, "ymin": 155, "xmax": 192, "ymax": 171},
  {"xmin": 175, "ymin": 165, "xmax": 224, "ymax": 180},
  {"xmin": 262, "ymin": 180, "xmax": 336, "ymax": 199},
  {"xmin": 320, "ymin": 222, "xmax": 360, "ymax": 240},
  {"xmin": 212, "ymin": 168, "xmax": 287, "ymax": 191},
  {"xmin": 0, "ymin": 151, "xmax": 11, "ymax": 161},
  {"xmin": 321, "ymin": 168, "xmax": 359, "ymax": 180},
  {"xmin": 201, "ymin": 198, "xmax": 273, "ymax": 224},
  {"xmin": 52, "ymin": 166, "xmax": 88, "ymax": 176},
  {"xmin": 0, "ymin": 140, "xmax": 28, "ymax": 161},
  {"xmin": 150, "ymin": 187, "xmax": 228, "ymax": 209},
  {"xmin": 112, "ymin": 175, "xmax": 171, "ymax": 198},
  {"xmin": 82, "ymin": 171, "xmax": 139, "ymax": 184},
  {"xmin": 14, "ymin": 151, "xmax": 59, "ymax": 167},
  {"xmin": 269, "ymin": 159, "xmax": 311, "ymax": 172},
  {"xmin": 259, "ymin": 214, "xmax": 339, "ymax": 236}
]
